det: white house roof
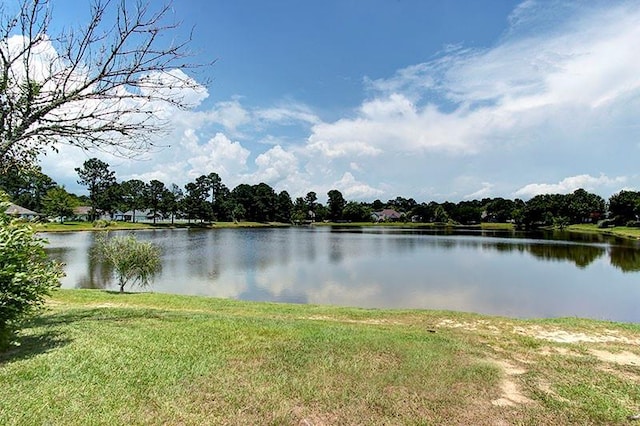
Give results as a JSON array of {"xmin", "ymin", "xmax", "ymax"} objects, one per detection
[{"xmin": 4, "ymin": 203, "xmax": 40, "ymax": 216}]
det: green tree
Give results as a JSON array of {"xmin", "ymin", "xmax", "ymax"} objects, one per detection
[
  {"xmin": 231, "ymin": 203, "xmax": 246, "ymax": 222},
  {"xmin": 0, "ymin": 164, "xmax": 56, "ymax": 212},
  {"xmin": 387, "ymin": 196, "xmax": 417, "ymax": 213},
  {"xmin": 450, "ymin": 200, "xmax": 482, "ymax": 225},
  {"xmin": 119, "ymin": 179, "xmax": 146, "ymax": 222},
  {"xmin": 432, "ymin": 205, "xmax": 450, "ymax": 223},
  {"xmin": 42, "ymin": 186, "xmax": 75, "ymax": 223},
  {"xmin": 96, "ymin": 233, "xmax": 161, "ymax": 293},
  {"xmin": 327, "ymin": 189, "xmax": 346, "ymax": 221},
  {"xmin": 194, "ymin": 175, "xmax": 214, "ymax": 222},
  {"xmin": 314, "ymin": 204, "xmax": 329, "ymax": 222},
  {"xmin": 343, "ymin": 201, "xmax": 372, "ymax": 222},
  {"xmin": 608, "ymin": 190, "xmax": 640, "ymax": 224},
  {"xmin": 145, "ymin": 180, "xmax": 166, "ymax": 224},
  {"xmin": 0, "ymin": 192, "xmax": 64, "ymax": 349},
  {"xmin": 521, "ymin": 194, "xmax": 567, "ymax": 228},
  {"xmin": 275, "ymin": 190, "xmax": 293, "ymax": 223},
  {"xmin": 304, "ymin": 191, "xmax": 318, "ymax": 221},
  {"xmin": 75, "ymin": 158, "xmax": 117, "ymax": 220},
  {"xmin": 231, "ymin": 184, "xmax": 256, "ymax": 221},
  {"xmin": 182, "ymin": 182, "xmax": 208, "ymax": 223},
  {"xmin": 292, "ymin": 197, "xmax": 307, "ymax": 223},
  {"xmin": 199, "ymin": 172, "xmax": 227, "ymax": 220},
  {"xmin": 160, "ymin": 184, "xmax": 182, "ymax": 225},
  {"xmin": 252, "ymin": 183, "xmax": 277, "ymax": 222},
  {"xmin": 565, "ymin": 189, "xmax": 605, "ymax": 224},
  {"xmin": 483, "ymin": 198, "xmax": 515, "ymax": 223},
  {"xmin": 409, "ymin": 203, "xmax": 435, "ymax": 223},
  {"xmin": 371, "ymin": 199, "xmax": 385, "ymax": 211},
  {"xmin": 305, "ymin": 192, "xmax": 318, "ymax": 211}
]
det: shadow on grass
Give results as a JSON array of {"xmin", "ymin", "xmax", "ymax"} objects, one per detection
[
  {"xmin": 0, "ymin": 307, "xmax": 167, "ymax": 364},
  {"xmin": 0, "ymin": 328, "xmax": 71, "ymax": 365},
  {"xmin": 104, "ymin": 290, "xmax": 135, "ymax": 295}
]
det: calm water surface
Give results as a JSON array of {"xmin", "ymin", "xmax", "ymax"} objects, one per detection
[{"xmin": 44, "ymin": 227, "xmax": 640, "ymax": 322}]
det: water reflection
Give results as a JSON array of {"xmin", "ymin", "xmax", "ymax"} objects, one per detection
[
  {"xmin": 43, "ymin": 227, "xmax": 640, "ymax": 322},
  {"xmin": 610, "ymin": 245, "xmax": 640, "ymax": 272}
]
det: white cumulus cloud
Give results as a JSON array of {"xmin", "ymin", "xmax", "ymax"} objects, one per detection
[
  {"xmin": 186, "ymin": 133, "xmax": 250, "ymax": 184},
  {"xmin": 514, "ymin": 174, "xmax": 627, "ymax": 198},
  {"xmin": 334, "ymin": 172, "xmax": 384, "ymax": 200}
]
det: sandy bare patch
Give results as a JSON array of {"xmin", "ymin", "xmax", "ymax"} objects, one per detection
[
  {"xmin": 491, "ymin": 360, "xmax": 534, "ymax": 407},
  {"xmin": 91, "ymin": 302, "xmax": 131, "ymax": 309},
  {"xmin": 538, "ymin": 346, "xmax": 581, "ymax": 357},
  {"xmin": 513, "ymin": 326, "xmax": 640, "ymax": 345},
  {"xmin": 437, "ymin": 319, "xmax": 497, "ymax": 331},
  {"xmin": 599, "ymin": 366, "xmax": 640, "ymax": 383},
  {"xmin": 590, "ymin": 349, "xmax": 640, "ymax": 366},
  {"xmin": 436, "ymin": 320, "xmax": 640, "ymax": 347}
]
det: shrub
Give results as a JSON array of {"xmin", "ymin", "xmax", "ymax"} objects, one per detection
[
  {"xmin": 93, "ymin": 219, "xmax": 112, "ymax": 228},
  {"xmin": 95, "ymin": 233, "xmax": 162, "ymax": 293},
  {"xmin": 625, "ymin": 221, "xmax": 640, "ymax": 228},
  {"xmin": 597, "ymin": 219, "xmax": 616, "ymax": 228},
  {"xmin": 0, "ymin": 194, "xmax": 64, "ymax": 350}
]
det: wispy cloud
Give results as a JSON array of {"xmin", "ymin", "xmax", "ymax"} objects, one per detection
[
  {"xmin": 465, "ymin": 182, "xmax": 495, "ymax": 200},
  {"xmin": 308, "ymin": 1, "xmax": 640, "ymax": 163}
]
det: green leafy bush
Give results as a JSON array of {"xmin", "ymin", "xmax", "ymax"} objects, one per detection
[
  {"xmin": 0, "ymin": 194, "xmax": 64, "ymax": 349},
  {"xmin": 95, "ymin": 233, "xmax": 162, "ymax": 293},
  {"xmin": 92, "ymin": 219, "xmax": 112, "ymax": 228}
]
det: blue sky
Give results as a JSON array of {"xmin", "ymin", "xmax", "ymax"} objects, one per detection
[{"xmin": 19, "ymin": 0, "xmax": 640, "ymax": 202}]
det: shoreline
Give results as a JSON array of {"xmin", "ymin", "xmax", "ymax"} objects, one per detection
[{"xmin": 34, "ymin": 220, "xmax": 640, "ymax": 241}]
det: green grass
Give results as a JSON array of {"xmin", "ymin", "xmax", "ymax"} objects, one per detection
[
  {"xmin": 316, "ymin": 221, "xmax": 516, "ymax": 230},
  {"xmin": 35, "ymin": 221, "xmax": 154, "ymax": 232},
  {"xmin": 35, "ymin": 221, "xmax": 291, "ymax": 232},
  {"xmin": 2, "ymin": 290, "xmax": 640, "ymax": 425},
  {"xmin": 567, "ymin": 224, "xmax": 640, "ymax": 240}
]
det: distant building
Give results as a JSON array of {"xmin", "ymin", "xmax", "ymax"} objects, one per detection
[
  {"xmin": 4, "ymin": 203, "xmax": 41, "ymax": 220},
  {"xmin": 372, "ymin": 209, "xmax": 403, "ymax": 222},
  {"xmin": 114, "ymin": 210, "xmax": 163, "ymax": 222},
  {"xmin": 73, "ymin": 206, "xmax": 93, "ymax": 221}
]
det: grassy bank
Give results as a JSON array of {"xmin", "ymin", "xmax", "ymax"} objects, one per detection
[
  {"xmin": 568, "ymin": 223, "xmax": 640, "ymax": 240},
  {"xmin": 2, "ymin": 290, "xmax": 640, "ymax": 425},
  {"xmin": 35, "ymin": 221, "xmax": 291, "ymax": 232},
  {"xmin": 315, "ymin": 221, "xmax": 516, "ymax": 230}
]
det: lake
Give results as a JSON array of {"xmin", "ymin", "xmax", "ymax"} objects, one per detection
[{"xmin": 44, "ymin": 227, "xmax": 640, "ymax": 322}]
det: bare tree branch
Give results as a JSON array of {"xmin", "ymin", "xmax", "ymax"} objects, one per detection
[{"xmin": 0, "ymin": 0, "xmax": 212, "ymax": 170}]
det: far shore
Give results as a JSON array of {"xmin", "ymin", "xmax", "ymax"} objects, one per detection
[{"xmin": 33, "ymin": 220, "xmax": 640, "ymax": 240}]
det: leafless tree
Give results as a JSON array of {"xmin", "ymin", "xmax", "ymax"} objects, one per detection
[{"xmin": 0, "ymin": 0, "xmax": 209, "ymax": 169}]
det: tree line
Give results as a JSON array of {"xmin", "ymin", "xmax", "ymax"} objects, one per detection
[{"xmin": 2, "ymin": 158, "xmax": 640, "ymax": 228}]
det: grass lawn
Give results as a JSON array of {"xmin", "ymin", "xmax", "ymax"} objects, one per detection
[
  {"xmin": 2, "ymin": 290, "xmax": 640, "ymax": 425},
  {"xmin": 315, "ymin": 222, "xmax": 516, "ymax": 230},
  {"xmin": 35, "ymin": 221, "xmax": 291, "ymax": 232},
  {"xmin": 568, "ymin": 224, "xmax": 640, "ymax": 240}
]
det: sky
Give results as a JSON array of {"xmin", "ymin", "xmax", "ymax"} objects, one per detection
[{"xmin": 11, "ymin": 0, "xmax": 640, "ymax": 202}]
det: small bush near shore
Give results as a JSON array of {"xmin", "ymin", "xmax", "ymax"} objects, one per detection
[
  {"xmin": 92, "ymin": 219, "xmax": 113, "ymax": 228},
  {"xmin": 95, "ymin": 233, "xmax": 162, "ymax": 293}
]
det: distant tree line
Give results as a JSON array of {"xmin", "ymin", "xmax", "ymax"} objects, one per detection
[{"xmin": 2, "ymin": 158, "xmax": 640, "ymax": 227}]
